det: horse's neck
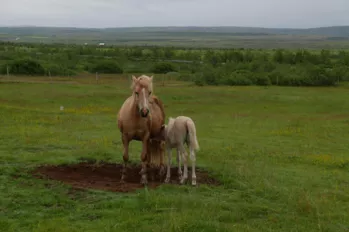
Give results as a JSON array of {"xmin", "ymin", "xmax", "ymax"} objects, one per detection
[{"xmin": 130, "ymin": 96, "xmax": 137, "ymax": 110}]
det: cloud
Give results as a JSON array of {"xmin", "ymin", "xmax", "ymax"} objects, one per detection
[{"xmin": 0, "ymin": 0, "xmax": 348, "ymax": 28}]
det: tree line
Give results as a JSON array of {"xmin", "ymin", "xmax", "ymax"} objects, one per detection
[{"xmin": 1, "ymin": 42, "xmax": 349, "ymax": 86}]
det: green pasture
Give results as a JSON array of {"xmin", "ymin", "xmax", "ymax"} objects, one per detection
[{"xmin": 1, "ymin": 76, "xmax": 349, "ymax": 231}]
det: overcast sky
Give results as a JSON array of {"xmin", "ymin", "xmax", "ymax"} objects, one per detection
[{"xmin": 1, "ymin": 0, "xmax": 348, "ymax": 28}]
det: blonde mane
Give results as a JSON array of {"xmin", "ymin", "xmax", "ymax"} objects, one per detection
[{"xmin": 130, "ymin": 75, "xmax": 153, "ymax": 93}]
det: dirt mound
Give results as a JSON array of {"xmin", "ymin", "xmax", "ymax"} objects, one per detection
[{"xmin": 32, "ymin": 162, "xmax": 220, "ymax": 193}]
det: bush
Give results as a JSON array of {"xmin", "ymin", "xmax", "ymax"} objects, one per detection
[
  {"xmin": 177, "ymin": 73, "xmax": 196, "ymax": 82},
  {"xmin": 7, "ymin": 58, "xmax": 45, "ymax": 75},
  {"xmin": 44, "ymin": 63, "xmax": 76, "ymax": 76},
  {"xmin": 255, "ymin": 74, "xmax": 271, "ymax": 86},
  {"xmin": 194, "ymin": 77, "xmax": 205, "ymax": 86},
  {"xmin": 194, "ymin": 65, "xmax": 227, "ymax": 86},
  {"xmin": 278, "ymin": 74, "xmax": 303, "ymax": 86},
  {"xmin": 305, "ymin": 66, "xmax": 338, "ymax": 86},
  {"xmin": 222, "ymin": 74, "xmax": 253, "ymax": 86},
  {"xmin": 151, "ymin": 62, "xmax": 177, "ymax": 74},
  {"xmin": 268, "ymin": 71, "xmax": 284, "ymax": 85},
  {"xmin": 0, "ymin": 64, "xmax": 5, "ymax": 74},
  {"xmin": 90, "ymin": 60, "xmax": 123, "ymax": 74}
]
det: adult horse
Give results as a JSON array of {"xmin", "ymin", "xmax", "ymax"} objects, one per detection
[{"xmin": 117, "ymin": 75, "xmax": 166, "ymax": 185}]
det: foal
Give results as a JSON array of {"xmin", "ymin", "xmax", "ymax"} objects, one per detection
[{"xmin": 159, "ymin": 116, "xmax": 200, "ymax": 186}]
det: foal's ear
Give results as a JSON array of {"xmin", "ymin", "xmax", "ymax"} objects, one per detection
[{"xmin": 132, "ymin": 75, "xmax": 137, "ymax": 82}]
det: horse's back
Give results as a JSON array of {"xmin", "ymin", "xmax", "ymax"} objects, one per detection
[{"xmin": 175, "ymin": 116, "xmax": 193, "ymax": 126}]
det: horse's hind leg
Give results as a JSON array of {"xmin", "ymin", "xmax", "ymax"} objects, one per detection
[
  {"xmin": 120, "ymin": 134, "xmax": 129, "ymax": 183},
  {"xmin": 179, "ymin": 145, "xmax": 188, "ymax": 185},
  {"xmin": 176, "ymin": 148, "xmax": 182, "ymax": 181},
  {"xmin": 189, "ymin": 147, "xmax": 196, "ymax": 186}
]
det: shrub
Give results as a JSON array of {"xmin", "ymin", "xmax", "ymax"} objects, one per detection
[
  {"xmin": 255, "ymin": 74, "xmax": 271, "ymax": 86},
  {"xmin": 194, "ymin": 77, "xmax": 205, "ymax": 86},
  {"xmin": 222, "ymin": 74, "xmax": 253, "ymax": 86},
  {"xmin": 90, "ymin": 60, "xmax": 123, "ymax": 74},
  {"xmin": 7, "ymin": 58, "xmax": 45, "ymax": 75},
  {"xmin": 44, "ymin": 63, "xmax": 77, "ymax": 76},
  {"xmin": 268, "ymin": 70, "xmax": 284, "ymax": 85},
  {"xmin": 151, "ymin": 62, "xmax": 177, "ymax": 74},
  {"xmin": 305, "ymin": 65, "xmax": 337, "ymax": 86},
  {"xmin": 0, "ymin": 64, "xmax": 5, "ymax": 74}
]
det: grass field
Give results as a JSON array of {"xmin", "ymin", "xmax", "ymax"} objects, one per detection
[
  {"xmin": 1, "ymin": 75, "xmax": 349, "ymax": 231},
  {"xmin": 2, "ymin": 26, "xmax": 349, "ymax": 49},
  {"xmin": 5, "ymin": 34, "xmax": 349, "ymax": 49}
]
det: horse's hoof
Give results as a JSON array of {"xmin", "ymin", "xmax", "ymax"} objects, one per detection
[
  {"xmin": 180, "ymin": 178, "xmax": 186, "ymax": 185},
  {"xmin": 192, "ymin": 180, "xmax": 197, "ymax": 186},
  {"xmin": 140, "ymin": 176, "xmax": 148, "ymax": 185},
  {"xmin": 120, "ymin": 175, "xmax": 126, "ymax": 184},
  {"xmin": 159, "ymin": 166, "xmax": 165, "ymax": 177},
  {"xmin": 164, "ymin": 177, "xmax": 170, "ymax": 183}
]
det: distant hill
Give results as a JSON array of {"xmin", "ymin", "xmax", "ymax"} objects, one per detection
[
  {"xmin": 1, "ymin": 26, "xmax": 349, "ymax": 49},
  {"xmin": 1, "ymin": 25, "xmax": 349, "ymax": 36}
]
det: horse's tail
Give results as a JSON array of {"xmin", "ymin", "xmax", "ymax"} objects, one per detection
[{"xmin": 186, "ymin": 119, "xmax": 199, "ymax": 152}]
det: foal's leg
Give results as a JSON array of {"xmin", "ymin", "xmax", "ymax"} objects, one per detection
[
  {"xmin": 179, "ymin": 145, "xmax": 188, "ymax": 185},
  {"xmin": 189, "ymin": 146, "xmax": 197, "ymax": 186},
  {"xmin": 139, "ymin": 135, "xmax": 150, "ymax": 185},
  {"xmin": 176, "ymin": 148, "xmax": 182, "ymax": 181},
  {"xmin": 120, "ymin": 133, "xmax": 129, "ymax": 183},
  {"xmin": 164, "ymin": 147, "xmax": 172, "ymax": 183},
  {"xmin": 158, "ymin": 141, "xmax": 166, "ymax": 180}
]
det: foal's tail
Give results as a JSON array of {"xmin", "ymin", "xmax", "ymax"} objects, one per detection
[{"xmin": 186, "ymin": 119, "xmax": 199, "ymax": 152}]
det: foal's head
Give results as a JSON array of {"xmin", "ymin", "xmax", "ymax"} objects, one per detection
[{"xmin": 131, "ymin": 75, "xmax": 153, "ymax": 118}]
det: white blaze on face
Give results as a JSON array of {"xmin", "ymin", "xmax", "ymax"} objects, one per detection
[{"xmin": 142, "ymin": 88, "xmax": 148, "ymax": 109}]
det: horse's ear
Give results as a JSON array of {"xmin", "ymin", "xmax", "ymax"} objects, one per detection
[{"xmin": 132, "ymin": 75, "xmax": 137, "ymax": 82}]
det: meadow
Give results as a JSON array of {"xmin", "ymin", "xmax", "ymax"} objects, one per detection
[
  {"xmin": 1, "ymin": 26, "xmax": 349, "ymax": 49},
  {"xmin": 1, "ymin": 74, "xmax": 349, "ymax": 231}
]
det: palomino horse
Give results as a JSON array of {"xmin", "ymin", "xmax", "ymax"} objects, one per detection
[{"xmin": 117, "ymin": 75, "xmax": 166, "ymax": 184}]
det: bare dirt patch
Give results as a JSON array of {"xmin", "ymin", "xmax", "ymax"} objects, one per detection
[{"xmin": 32, "ymin": 162, "xmax": 221, "ymax": 193}]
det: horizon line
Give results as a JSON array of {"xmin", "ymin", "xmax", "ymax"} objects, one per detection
[{"xmin": 1, "ymin": 24, "xmax": 349, "ymax": 30}]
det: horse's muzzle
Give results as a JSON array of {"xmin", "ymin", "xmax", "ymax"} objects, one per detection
[{"xmin": 140, "ymin": 108, "xmax": 149, "ymax": 117}]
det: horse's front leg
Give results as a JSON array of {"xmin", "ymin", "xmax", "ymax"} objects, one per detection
[
  {"xmin": 139, "ymin": 134, "xmax": 150, "ymax": 185},
  {"xmin": 164, "ymin": 147, "xmax": 172, "ymax": 183},
  {"xmin": 120, "ymin": 133, "xmax": 130, "ymax": 183}
]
